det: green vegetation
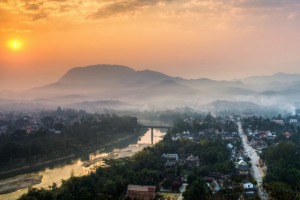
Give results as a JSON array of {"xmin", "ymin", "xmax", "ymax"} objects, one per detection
[
  {"xmin": 0, "ymin": 112, "xmax": 140, "ymax": 170},
  {"xmin": 19, "ymin": 138, "xmax": 233, "ymax": 200},
  {"xmin": 242, "ymin": 116, "xmax": 289, "ymax": 133},
  {"xmin": 242, "ymin": 115, "xmax": 300, "ymax": 199},
  {"xmin": 19, "ymin": 114, "xmax": 237, "ymax": 200},
  {"xmin": 262, "ymin": 142, "xmax": 300, "ymax": 200}
]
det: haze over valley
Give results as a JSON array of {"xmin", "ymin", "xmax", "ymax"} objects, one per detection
[{"xmin": 0, "ymin": 64, "xmax": 299, "ymax": 114}]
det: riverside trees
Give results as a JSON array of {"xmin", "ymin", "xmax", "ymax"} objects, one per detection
[{"xmin": 0, "ymin": 111, "xmax": 139, "ymax": 169}]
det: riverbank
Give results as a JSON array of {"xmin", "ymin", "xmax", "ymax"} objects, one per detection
[
  {"xmin": 0, "ymin": 173, "xmax": 42, "ymax": 195},
  {"xmin": 0, "ymin": 154, "xmax": 75, "ymax": 177},
  {"xmin": 0, "ymin": 129, "xmax": 147, "ymax": 180},
  {"xmin": 0, "ymin": 128, "xmax": 166, "ymax": 200},
  {"xmin": 0, "ymin": 131, "xmax": 147, "ymax": 197}
]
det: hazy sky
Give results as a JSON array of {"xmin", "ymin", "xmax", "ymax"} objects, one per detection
[{"xmin": 1, "ymin": 0, "xmax": 300, "ymax": 90}]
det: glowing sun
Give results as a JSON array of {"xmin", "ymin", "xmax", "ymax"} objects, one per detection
[{"xmin": 8, "ymin": 39, "xmax": 22, "ymax": 50}]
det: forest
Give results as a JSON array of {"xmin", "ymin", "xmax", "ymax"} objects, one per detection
[{"xmin": 262, "ymin": 142, "xmax": 300, "ymax": 200}]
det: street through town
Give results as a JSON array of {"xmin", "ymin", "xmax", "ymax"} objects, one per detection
[{"xmin": 237, "ymin": 122, "xmax": 269, "ymax": 200}]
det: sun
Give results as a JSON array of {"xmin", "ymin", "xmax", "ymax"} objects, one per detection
[{"xmin": 8, "ymin": 39, "xmax": 23, "ymax": 50}]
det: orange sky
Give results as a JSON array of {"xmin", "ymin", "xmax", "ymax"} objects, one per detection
[{"xmin": 1, "ymin": 0, "xmax": 300, "ymax": 90}]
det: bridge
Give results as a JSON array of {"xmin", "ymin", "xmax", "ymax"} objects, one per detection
[{"xmin": 141, "ymin": 125, "xmax": 173, "ymax": 144}]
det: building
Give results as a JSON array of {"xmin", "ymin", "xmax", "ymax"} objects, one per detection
[
  {"xmin": 126, "ymin": 185, "xmax": 156, "ymax": 200},
  {"xmin": 186, "ymin": 154, "xmax": 199, "ymax": 167},
  {"xmin": 243, "ymin": 182, "xmax": 257, "ymax": 197},
  {"xmin": 283, "ymin": 131, "xmax": 292, "ymax": 139},
  {"xmin": 272, "ymin": 120, "xmax": 284, "ymax": 125},
  {"xmin": 243, "ymin": 182, "xmax": 254, "ymax": 189},
  {"xmin": 290, "ymin": 119, "xmax": 298, "ymax": 124},
  {"xmin": 162, "ymin": 154, "xmax": 179, "ymax": 161},
  {"xmin": 238, "ymin": 165, "xmax": 250, "ymax": 175}
]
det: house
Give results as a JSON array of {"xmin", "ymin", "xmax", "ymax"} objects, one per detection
[
  {"xmin": 267, "ymin": 131, "xmax": 275, "ymax": 139},
  {"xmin": 237, "ymin": 159, "xmax": 247, "ymax": 166},
  {"xmin": 250, "ymin": 140, "xmax": 267, "ymax": 150},
  {"xmin": 272, "ymin": 120, "xmax": 284, "ymax": 125},
  {"xmin": 162, "ymin": 154, "xmax": 179, "ymax": 161},
  {"xmin": 233, "ymin": 149, "xmax": 246, "ymax": 161},
  {"xmin": 245, "ymin": 190, "xmax": 256, "ymax": 197},
  {"xmin": 164, "ymin": 161, "xmax": 177, "ymax": 167},
  {"xmin": 208, "ymin": 172, "xmax": 223, "ymax": 180},
  {"xmin": 235, "ymin": 159, "xmax": 248, "ymax": 168},
  {"xmin": 227, "ymin": 143, "xmax": 234, "ymax": 149},
  {"xmin": 238, "ymin": 165, "xmax": 250, "ymax": 175},
  {"xmin": 126, "ymin": 185, "xmax": 156, "ymax": 200},
  {"xmin": 186, "ymin": 154, "xmax": 199, "ymax": 167},
  {"xmin": 258, "ymin": 131, "xmax": 270, "ymax": 139},
  {"xmin": 283, "ymin": 132, "xmax": 292, "ymax": 139},
  {"xmin": 243, "ymin": 182, "xmax": 254, "ymax": 189},
  {"xmin": 210, "ymin": 180, "xmax": 222, "ymax": 192},
  {"xmin": 243, "ymin": 182, "xmax": 257, "ymax": 197},
  {"xmin": 290, "ymin": 119, "xmax": 298, "ymax": 124},
  {"xmin": 248, "ymin": 131, "xmax": 255, "ymax": 137}
]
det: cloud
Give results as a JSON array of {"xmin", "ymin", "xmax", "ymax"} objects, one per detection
[
  {"xmin": 0, "ymin": 0, "xmax": 82, "ymax": 21},
  {"xmin": 233, "ymin": 0, "xmax": 300, "ymax": 9},
  {"xmin": 25, "ymin": 3, "xmax": 41, "ymax": 11},
  {"xmin": 287, "ymin": 12, "xmax": 297, "ymax": 20},
  {"xmin": 32, "ymin": 11, "xmax": 48, "ymax": 20},
  {"xmin": 1, "ymin": 27, "xmax": 33, "ymax": 33},
  {"xmin": 87, "ymin": 0, "xmax": 173, "ymax": 19}
]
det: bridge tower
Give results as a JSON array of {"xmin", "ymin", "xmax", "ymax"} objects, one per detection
[{"xmin": 151, "ymin": 127, "xmax": 154, "ymax": 145}]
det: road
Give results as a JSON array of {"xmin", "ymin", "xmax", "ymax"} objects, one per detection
[
  {"xmin": 237, "ymin": 122, "xmax": 269, "ymax": 200},
  {"xmin": 177, "ymin": 183, "xmax": 187, "ymax": 200}
]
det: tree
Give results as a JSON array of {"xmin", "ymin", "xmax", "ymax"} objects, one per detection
[{"xmin": 183, "ymin": 178, "xmax": 210, "ymax": 200}]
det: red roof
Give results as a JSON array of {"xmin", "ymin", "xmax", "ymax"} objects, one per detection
[{"xmin": 127, "ymin": 185, "xmax": 156, "ymax": 200}]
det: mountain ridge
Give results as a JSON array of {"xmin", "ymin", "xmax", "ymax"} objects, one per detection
[{"xmin": 2, "ymin": 64, "xmax": 300, "ymax": 111}]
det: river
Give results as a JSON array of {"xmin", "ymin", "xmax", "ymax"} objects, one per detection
[{"xmin": 0, "ymin": 128, "xmax": 166, "ymax": 200}]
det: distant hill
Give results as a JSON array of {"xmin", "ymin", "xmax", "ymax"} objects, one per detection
[
  {"xmin": 243, "ymin": 72, "xmax": 300, "ymax": 84},
  {"xmin": 131, "ymin": 79, "xmax": 202, "ymax": 100},
  {"xmin": 31, "ymin": 65, "xmax": 176, "ymax": 95},
  {"xmin": 4, "ymin": 65, "xmax": 300, "ymax": 111},
  {"xmin": 203, "ymin": 100, "xmax": 276, "ymax": 113}
]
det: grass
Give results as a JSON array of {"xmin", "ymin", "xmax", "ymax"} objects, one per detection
[{"xmin": 159, "ymin": 192, "xmax": 181, "ymax": 200}]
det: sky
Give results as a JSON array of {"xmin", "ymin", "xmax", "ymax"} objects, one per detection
[{"xmin": 1, "ymin": 0, "xmax": 300, "ymax": 90}]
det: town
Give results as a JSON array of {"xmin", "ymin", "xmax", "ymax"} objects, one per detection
[{"xmin": 0, "ymin": 108, "xmax": 299, "ymax": 200}]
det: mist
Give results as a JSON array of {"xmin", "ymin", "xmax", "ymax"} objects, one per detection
[{"xmin": 0, "ymin": 64, "xmax": 299, "ymax": 116}]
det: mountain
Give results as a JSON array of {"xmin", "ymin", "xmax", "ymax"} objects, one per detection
[
  {"xmin": 58, "ymin": 65, "xmax": 177, "ymax": 87},
  {"xmin": 5, "ymin": 64, "xmax": 300, "ymax": 111},
  {"xmin": 33, "ymin": 64, "xmax": 255, "ymax": 100},
  {"xmin": 131, "ymin": 79, "xmax": 202, "ymax": 100},
  {"xmin": 243, "ymin": 72, "xmax": 300, "ymax": 84},
  {"xmin": 31, "ymin": 65, "xmax": 177, "ymax": 96}
]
